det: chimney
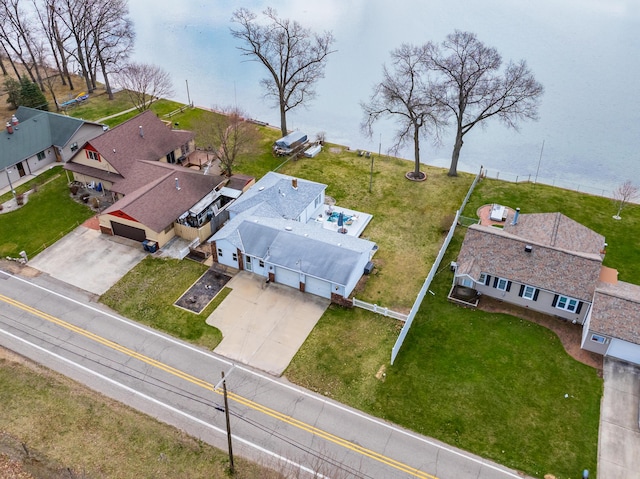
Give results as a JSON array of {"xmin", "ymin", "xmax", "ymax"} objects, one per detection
[
  {"xmin": 10, "ymin": 115, "xmax": 18, "ymax": 126},
  {"xmin": 139, "ymin": 125, "xmax": 144, "ymax": 138},
  {"xmin": 175, "ymin": 177, "xmax": 180, "ymax": 190},
  {"xmin": 292, "ymin": 178, "xmax": 298, "ymax": 189},
  {"xmin": 6, "ymin": 122, "xmax": 13, "ymax": 134},
  {"xmin": 512, "ymin": 207, "xmax": 520, "ymax": 225}
]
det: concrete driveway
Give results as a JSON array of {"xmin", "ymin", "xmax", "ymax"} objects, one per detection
[
  {"xmin": 28, "ymin": 225, "xmax": 147, "ymax": 295},
  {"xmin": 206, "ymin": 272, "xmax": 329, "ymax": 376},
  {"xmin": 599, "ymin": 358, "xmax": 640, "ymax": 478}
]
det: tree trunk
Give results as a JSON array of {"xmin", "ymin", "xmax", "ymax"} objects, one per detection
[
  {"xmin": 51, "ymin": 15, "xmax": 73, "ymax": 90},
  {"xmin": 96, "ymin": 47, "xmax": 113, "ymax": 99},
  {"xmin": 413, "ymin": 123, "xmax": 421, "ymax": 178},
  {"xmin": 279, "ymin": 100, "xmax": 287, "ymax": 138},
  {"xmin": 0, "ymin": 55, "xmax": 6, "ymax": 75},
  {"xmin": 448, "ymin": 130, "xmax": 464, "ymax": 177}
]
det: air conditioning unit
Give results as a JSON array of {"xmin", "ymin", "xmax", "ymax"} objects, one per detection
[
  {"xmin": 363, "ymin": 261, "xmax": 374, "ymax": 275},
  {"xmin": 450, "ymin": 261, "xmax": 458, "ymax": 271}
]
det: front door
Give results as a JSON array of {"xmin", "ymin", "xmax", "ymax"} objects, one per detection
[
  {"xmin": 16, "ymin": 163, "xmax": 25, "ymax": 177},
  {"xmin": 245, "ymin": 255, "xmax": 252, "ymax": 271}
]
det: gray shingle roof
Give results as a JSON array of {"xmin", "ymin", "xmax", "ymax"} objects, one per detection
[
  {"xmin": 229, "ymin": 171, "xmax": 326, "ymax": 220},
  {"xmin": 457, "ymin": 222, "xmax": 603, "ymax": 301},
  {"xmin": 590, "ymin": 281, "xmax": 640, "ymax": 345},
  {"xmin": 214, "ymin": 217, "xmax": 374, "ymax": 286},
  {"xmin": 504, "ymin": 212, "xmax": 605, "ymax": 255},
  {"xmin": 1, "ymin": 106, "xmax": 103, "ymax": 169}
]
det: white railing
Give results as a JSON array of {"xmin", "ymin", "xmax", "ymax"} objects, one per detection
[{"xmin": 352, "ymin": 298, "xmax": 407, "ymax": 321}]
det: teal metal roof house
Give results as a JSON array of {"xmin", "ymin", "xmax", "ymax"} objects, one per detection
[{"xmin": 1, "ymin": 106, "xmax": 104, "ymax": 191}]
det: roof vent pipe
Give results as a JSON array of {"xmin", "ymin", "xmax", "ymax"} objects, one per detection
[
  {"xmin": 512, "ymin": 207, "xmax": 520, "ymax": 225},
  {"xmin": 10, "ymin": 115, "xmax": 18, "ymax": 126},
  {"xmin": 175, "ymin": 177, "xmax": 180, "ymax": 190},
  {"xmin": 139, "ymin": 125, "xmax": 144, "ymax": 138},
  {"xmin": 292, "ymin": 178, "xmax": 298, "ymax": 189},
  {"xmin": 6, "ymin": 122, "xmax": 13, "ymax": 134}
]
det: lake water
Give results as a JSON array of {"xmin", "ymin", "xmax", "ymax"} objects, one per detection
[{"xmin": 128, "ymin": 0, "xmax": 640, "ymax": 196}]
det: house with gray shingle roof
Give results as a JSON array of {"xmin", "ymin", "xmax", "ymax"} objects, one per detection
[
  {"xmin": 582, "ymin": 278, "xmax": 640, "ymax": 365},
  {"xmin": 209, "ymin": 172, "xmax": 376, "ymax": 302},
  {"xmin": 452, "ymin": 213, "xmax": 606, "ymax": 323},
  {"xmin": 1, "ymin": 106, "xmax": 104, "ymax": 191},
  {"xmin": 453, "ymin": 211, "xmax": 640, "ymax": 366}
]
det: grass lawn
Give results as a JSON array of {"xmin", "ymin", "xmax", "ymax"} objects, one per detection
[
  {"xmin": 280, "ymin": 153, "xmax": 617, "ymax": 477},
  {"xmin": 0, "ymin": 351, "xmax": 277, "ymax": 479},
  {"xmin": 280, "ymin": 147, "xmax": 473, "ymax": 309},
  {"xmin": 100, "ymin": 257, "xmax": 226, "ymax": 350},
  {"xmin": 0, "ymin": 166, "xmax": 94, "ymax": 258}
]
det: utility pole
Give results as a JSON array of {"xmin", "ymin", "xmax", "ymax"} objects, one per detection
[
  {"xmin": 185, "ymin": 79, "xmax": 192, "ymax": 106},
  {"xmin": 221, "ymin": 371, "xmax": 234, "ymax": 474},
  {"xmin": 534, "ymin": 139, "xmax": 545, "ymax": 185}
]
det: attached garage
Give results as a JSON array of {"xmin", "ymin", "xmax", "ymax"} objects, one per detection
[
  {"xmin": 111, "ymin": 221, "xmax": 146, "ymax": 242},
  {"xmin": 304, "ymin": 275, "xmax": 332, "ymax": 299},
  {"xmin": 607, "ymin": 340, "xmax": 640, "ymax": 365},
  {"xmin": 274, "ymin": 266, "xmax": 299, "ymax": 290}
]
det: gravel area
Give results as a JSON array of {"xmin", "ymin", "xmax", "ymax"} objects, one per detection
[{"xmin": 174, "ymin": 269, "xmax": 231, "ymax": 313}]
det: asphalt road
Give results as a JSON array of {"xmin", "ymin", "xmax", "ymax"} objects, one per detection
[{"xmin": 0, "ymin": 269, "xmax": 530, "ymax": 479}]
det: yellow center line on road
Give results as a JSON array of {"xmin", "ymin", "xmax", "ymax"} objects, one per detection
[{"xmin": 0, "ymin": 293, "xmax": 437, "ymax": 479}]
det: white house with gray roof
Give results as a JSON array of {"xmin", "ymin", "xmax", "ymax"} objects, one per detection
[
  {"xmin": 1, "ymin": 106, "xmax": 104, "ymax": 190},
  {"xmin": 209, "ymin": 172, "xmax": 376, "ymax": 302}
]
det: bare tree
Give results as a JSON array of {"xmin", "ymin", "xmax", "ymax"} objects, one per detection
[
  {"xmin": 231, "ymin": 7, "xmax": 336, "ymax": 138},
  {"xmin": 613, "ymin": 180, "xmax": 639, "ymax": 220},
  {"xmin": 194, "ymin": 108, "xmax": 259, "ymax": 177},
  {"xmin": 115, "ymin": 62, "xmax": 173, "ymax": 111},
  {"xmin": 55, "ymin": 0, "xmax": 94, "ymax": 93},
  {"xmin": 0, "ymin": 0, "xmax": 44, "ymax": 91},
  {"xmin": 361, "ymin": 43, "xmax": 446, "ymax": 180},
  {"xmin": 0, "ymin": 0, "xmax": 46, "ymax": 89},
  {"xmin": 429, "ymin": 30, "xmax": 544, "ymax": 176},
  {"xmin": 86, "ymin": 0, "xmax": 134, "ymax": 100}
]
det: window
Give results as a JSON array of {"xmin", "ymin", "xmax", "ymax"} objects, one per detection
[
  {"xmin": 314, "ymin": 195, "xmax": 321, "ymax": 208},
  {"xmin": 166, "ymin": 151, "xmax": 176, "ymax": 163},
  {"xmin": 521, "ymin": 285, "xmax": 537, "ymax": 300},
  {"xmin": 217, "ymin": 248, "xmax": 223, "ymax": 257},
  {"xmin": 478, "ymin": 273, "xmax": 487, "ymax": 285},
  {"xmin": 37, "ymin": 150, "xmax": 46, "ymax": 161},
  {"xmin": 590, "ymin": 334, "xmax": 606, "ymax": 344},
  {"xmin": 259, "ymin": 260, "xmax": 265, "ymax": 268},
  {"xmin": 246, "ymin": 256, "xmax": 252, "ymax": 264},
  {"xmin": 496, "ymin": 278, "xmax": 508, "ymax": 291},
  {"xmin": 554, "ymin": 295, "xmax": 580, "ymax": 313},
  {"xmin": 461, "ymin": 278, "xmax": 473, "ymax": 288},
  {"xmin": 86, "ymin": 150, "xmax": 100, "ymax": 161},
  {"xmin": 232, "ymin": 252, "xmax": 238, "ymax": 262}
]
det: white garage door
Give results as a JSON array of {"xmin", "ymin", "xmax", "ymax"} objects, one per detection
[
  {"xmin": 304, "ymin": 276, "xmax": 331, "ymax": 299},
  {"xmin": 607, "ymin": 339, "xmax": 640, "ymax": 365},
  {"xmin": 274, "ymin": 267, "xmax": 299, "ymax": 290}
]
